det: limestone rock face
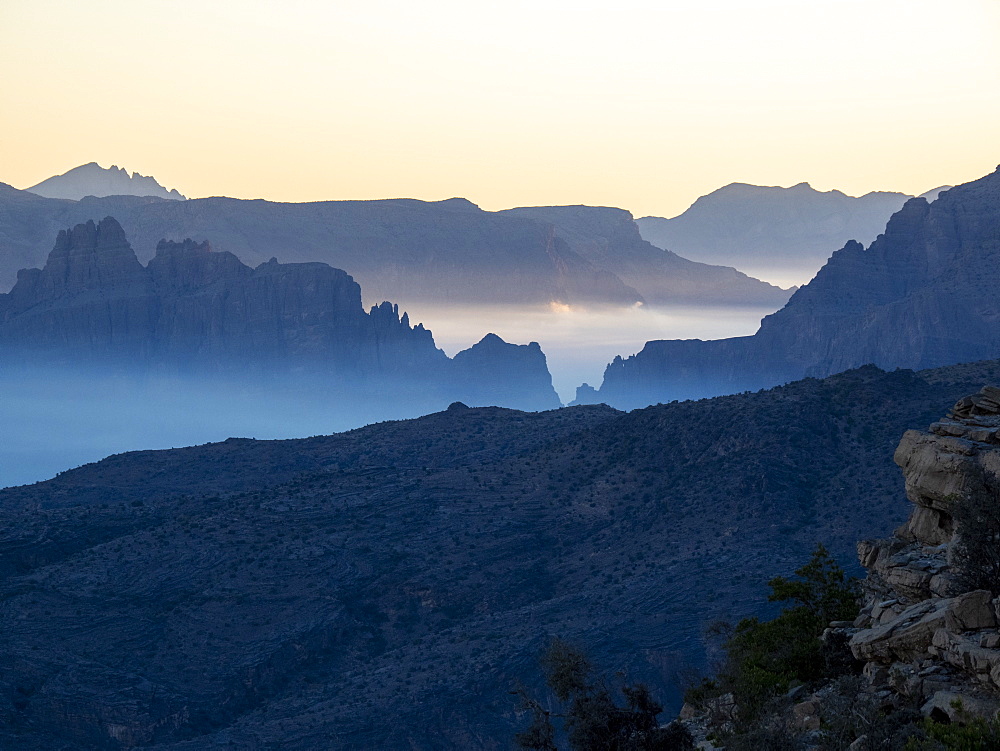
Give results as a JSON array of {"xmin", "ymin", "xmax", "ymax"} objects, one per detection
[
  {"xmin": 0, "ymin": 218, "xmax": 562, "ymax": 410},
  {"xmin": 844, "ymin": 387, "xmax": 1000, "ymax": 716},
  {"xmin": 586, "ymin": 166, "xmax": 1000, "ymax": 409},
  {"xmin": 850, "ymin": 598, "xmax": 949, "ymax": 662},
  {"xmin": 0, "ymin": 218, "xmax": 157, "ymax": 360}
]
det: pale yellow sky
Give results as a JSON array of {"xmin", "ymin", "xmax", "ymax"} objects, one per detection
[{"xmin": 1, "ymin": 0, "xmax": 998, "ymax": 217}]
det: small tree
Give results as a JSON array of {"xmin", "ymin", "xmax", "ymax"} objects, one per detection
[
  {"xmin": 515, "ymin": 637, "xmax": 693, "ymax": 751},
  {"xmin": 766, "ymin": 543, "xmax": 858, "ymax": 625},
  {"xmin": 687, "ymin": 545, "xmax": 860, "ymax": 723}
]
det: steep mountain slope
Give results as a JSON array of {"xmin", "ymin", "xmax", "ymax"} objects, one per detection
[
  {"xmin": 636, "ymin": 182, "xmax": 949, "ymax": 285},
  {"xmin": 583, "ymin": 166, "xmax": 1000, "ymax": 409},
  {"xmin": 3, "ymin": 360, "xmax": 1000, "ymax": 749},
  {"xmin": 501, "ymin": 205, "xmax": 792, "ymax": 306},
  {"xmin": 26, "ymin": 163, "xmax": 186, "ymax": 201},
  {"xmin": 0, "ymin": 183, "xmax": 785, "ymax": 307},
  {"xmin": 0, "ymin": 217, "xmax": 560, "ymax": 411}
]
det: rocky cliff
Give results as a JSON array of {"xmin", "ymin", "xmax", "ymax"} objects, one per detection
[
  {"xmin": 584, "ymin": 166, "xmax": 1000, "ymax": 410},
  {"xmin": 0, "ymin": 218, "xmax": 561, "ymax": 410},
  {"xmin": 678, "ymin": 386, "xmax": 1000, "ymax": 748},
  {"xmin": 844, "ymin": 385, "xmax": 1000, "ymax": 721}
]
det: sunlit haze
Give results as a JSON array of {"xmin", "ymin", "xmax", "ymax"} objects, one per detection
[
  {"xmin": 2, "ymin": 0, "xmax": 998, "ymax": 218},
  {"xmin": 413, "ymin": 302, "xmax": 776, "ymax": 402}
]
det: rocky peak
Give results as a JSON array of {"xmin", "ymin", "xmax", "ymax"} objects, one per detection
[
  {"xmin": 33, "ymin": 217, "xmax": 147, "ymax": 298},
  {"xmin": 450, "ymin": 333, "xmax": 560, "ymax": 411},
  {"xmin": 155, "ymin": 238, "xmax": 212, "ymax": 256},
  {"xmin": 26, "ymin": 162, "xmax": 186, "ymax": 201},
  {"xmin": 49, "ymin": 216, "xmax": 132, "ymax": 259}
]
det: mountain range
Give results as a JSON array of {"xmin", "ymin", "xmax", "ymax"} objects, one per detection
[
  {"xmin": 636, "ymin": 182, "xmax": 949, "ymax": 286},
  {"xmin": 0, "ymin": 177, "xmax": 789, "ymax": 310},
  {"xmin": 1, "ymin": 357, "xmax": 997, "ymax": 749},
  {"xmin": 579, "ymin": 165, "xmax": 1000, "ymax": 410},
  {"xmin": 26, "ymin": 162, "xmax": 186, "ymax": 201}
]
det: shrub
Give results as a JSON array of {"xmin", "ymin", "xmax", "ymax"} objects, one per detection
[
  {"xmin": 686, "ymin": 545, "xmax": 860, "ymax": 724},
  {"xmin": 514, "ymin": 637, "xmax": 693, "ymax": 751}
]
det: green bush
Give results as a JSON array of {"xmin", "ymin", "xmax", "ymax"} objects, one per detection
[{"xmin": 686, "ymin": 545, "xmax": 860, "ymax": 723}]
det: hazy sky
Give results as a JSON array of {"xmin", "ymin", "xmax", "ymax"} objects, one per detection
[{"xmin": 2, "ymin": 0, "xmax": 998, "ymax": 217}]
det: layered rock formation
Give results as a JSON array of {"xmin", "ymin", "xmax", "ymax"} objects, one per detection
[
  {"xmin": 636, "ymin": 181, "xmax": 949, "ymax": 285},
  {"xmin": 0, "ymin": 218, "xmax": 561, "ymax": 410},
  {"xmin": 26, "ymin": 162, "xmax": 186, "ymax": 201},
  {"xmin": 583, "ymin": 166, "xmax": 1000, "ymax": 409},
  {"xmin": 845, "ymin": 386, "xmax": 1000, "ymax": 722}
]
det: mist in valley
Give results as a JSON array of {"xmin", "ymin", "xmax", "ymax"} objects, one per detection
[
  {"xmin": 0, "ymin": 302, "xmax": 778, "ymax": 489},
  {"xmin": 407, "ymin": 301, "xmax": 778, "ymax": 402},
  {"xmin": 0, "ymin": 369, "xmax": 456, "ymax": 490}
]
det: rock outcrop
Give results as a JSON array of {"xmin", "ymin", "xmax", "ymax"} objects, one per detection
[
  {"xmin": 583, "ymin": 166, "xmax": 1000, "ymax": 409},
  {"xmin": 0, "ymin": 218, "xmax": 562, "ymax": 410},
  {"xmin": 846, "ymin": 387, "xmax": 1000, "ymax": 707},
  {"xmin": 836, "ymin": 387, "xmax": 1000, "ymax": 724},
  {"xmin": 807, "ymin": 388, "xmax": 1000, "ymax": 738}
]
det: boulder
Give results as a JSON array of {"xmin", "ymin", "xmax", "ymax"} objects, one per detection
[
  {"xmin": 893, "ymin": 431, "xmax": 985, "ymax": 512},
  {"xmin": 851, "ymin": 593, "xmax": 997, "ymax": 663},
  {"xmin": 851, "ymin": 599, "xmax": 948, "ymax": 662},
  {"xmin": 921, "ymin": 690, "xmax": 1000, "ymax": 723},
  {"xmin": 945, "ymin": 590, "xmax": 997, "ymax": 632}
]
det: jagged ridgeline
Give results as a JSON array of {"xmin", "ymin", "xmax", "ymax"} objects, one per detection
[
  {"xmin": 0, "ymin": 217, "xmax": 560, "ymax": 411},
  {"xmin": 580, "ymin": 165, "xmax": 1000, "ymax": 409},
  {"xmin": 4, "ymin": 359, "xmax": 1000, "ymax": 748}
]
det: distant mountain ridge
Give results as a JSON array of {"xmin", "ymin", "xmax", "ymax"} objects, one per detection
[
  {"xmin": 636, "ymin": 181, "xmax": 950, "ymax": 285},
  {"xmin": 579, "ymin": 166, "xmax": 1000, "ymax": 409},
  {"xmin": 0, "ymin": 181, "xmax": 790, "ymax": 308},
  {"xmin": 0, "ymin": 217, "xmax": 561, "ymax": 411},
  {"xmin": 501, "ymin": 204, "xmax": 792, "ymax": 305},
  {"xmin": 26, "ymin": 162, "xmax": 186, "ymax": 201}
]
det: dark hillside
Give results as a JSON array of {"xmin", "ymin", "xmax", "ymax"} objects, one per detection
[{"xmin": 4, "ymin": 362, "xmax": 1000, "ymax": 748}]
